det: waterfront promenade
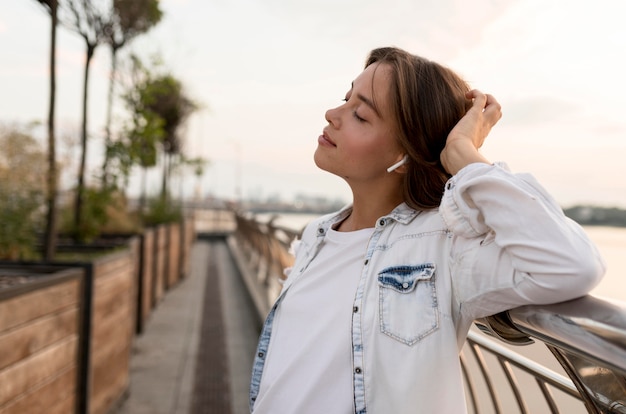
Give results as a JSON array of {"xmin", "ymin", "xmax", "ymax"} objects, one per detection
[
  {"xmin": 115, "ymin": 225, "xmax": 259, "ymax": 413},
  {"xmin": 109, "ymin": 209, "xmax": 626, "ymax": 414}
]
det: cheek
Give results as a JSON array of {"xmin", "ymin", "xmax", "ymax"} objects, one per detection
[{"xmin": 349, "ymin": 130, "xmax": 398, "ymax": 163}]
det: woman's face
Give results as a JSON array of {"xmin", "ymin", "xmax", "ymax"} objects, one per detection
[{"xmin": 314, "ymin": 62, "xmax": 404, "ymax": 184}]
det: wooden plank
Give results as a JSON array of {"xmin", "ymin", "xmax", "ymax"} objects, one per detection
[
  {"xmin": 168, "ymin": 224, "xmax": 181, "ymax": 287},
  {"xmin": 93, "ymin": 257, "xmax": 132, "ymax": 293},
  {"xmin": 89, "ymin": 271, "xmax": 133, "ymax": 414},
  {"xmin": 0, "ymin": 279, "xmax": 80, "ymax": 332},
  {"xmin": 92, "ymin": 250, "xmax": 132, "ymax": 278},
  {"xmin": 90, "ymin": 346, "xmax": 130, "ymax": 414},
  {"xmin": 93, "ymin": 269, "xmax": 132, "ymax": 307},
  {"xmin": 48, "ymin": 393, "xmax": 76, "ymax": 414},
  {"xmin": 154, "ymin": 226, "xmax": 167, "ymax": 302},
  {"xmin": 0, "ymin": 337, "xmax": 77, "ymax": 405},
  {"xmin": 184, "ymin": 218, "xmax": 195, "ymax": 277},
  {"xmin": 92, "ymin": 277, "xmax": 132, "ymax": 328},
  {"xmin": 141, "ymin": 230, "xmax": 154, "ymax": 321},
  {"xmin": 91, "ymin": 303, "xmax": 132, "ymax": 363},
  {"xmin": 0, "ymin": 307, "xmax": 79, "ymax": 371},
  {"xmin": 0, "ymin": 366, "xmax": 76, "ymax": 414}
]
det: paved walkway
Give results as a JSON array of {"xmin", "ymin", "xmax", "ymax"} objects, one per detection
[{"xmin": 115, "ymin": 237, "xmax": 260, "ymax": 414}]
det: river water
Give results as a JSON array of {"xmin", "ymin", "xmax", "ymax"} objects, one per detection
[{"xmin": 260, "ymin": 213, "xmax": 626, "ymax": 303}]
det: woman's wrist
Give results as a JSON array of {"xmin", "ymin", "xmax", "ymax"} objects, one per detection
[{"xmin": 441, "ymin": 140, "xmax": 490, "ymax": 175}]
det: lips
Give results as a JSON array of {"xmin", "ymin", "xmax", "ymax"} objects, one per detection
[{"xmin": 318, "ymin": 130, "xmax": 337, "ymax": 147}]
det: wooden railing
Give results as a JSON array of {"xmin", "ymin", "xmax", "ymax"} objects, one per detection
[{"xmin": 225, "ymin": 209, "xmax": 626, "ymax": 413}]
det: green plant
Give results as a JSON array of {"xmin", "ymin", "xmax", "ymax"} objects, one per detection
[
  {"xmin": 0, "ymin": 188, "xmax": 43, "ymax": 260},
  {"xmin": 142, "ymin": 195, "xmax": 182, "ymax": 226},
  {"xmin": 60, "ymin": 186, "xmax": 114, "ymax": 242},
  {"xmin": 0, "ymin": 126, "xmax": 46, "ymax": 259}
]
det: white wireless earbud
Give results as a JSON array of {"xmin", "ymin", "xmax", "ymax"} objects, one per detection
[{"xmin": 386, "ymin": 155, "xmax": 409, "ymax": 173}]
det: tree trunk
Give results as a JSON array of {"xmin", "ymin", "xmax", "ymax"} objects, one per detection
[
  {"xmin": 73, "ymin": 42, "xmax": 96, "ymax": 236},
  {"xmin": 140, "ymin": 166, "xmax": 147, "ymax": 212},
  {"xmin": 102, "ymin": 46, "xmax": 118, "ymax": 184},
  {"xmin": 160, "ymin": 151, "xmax": 168, "ymax": 200},
  {"xmin": 43, "ymin": 0, "xmax": 58, "ymax": 261}
]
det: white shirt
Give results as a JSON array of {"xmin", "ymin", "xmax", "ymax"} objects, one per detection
[{"xmin": 253, "ymin": 227, "xmax": 374, "ymax": 414}]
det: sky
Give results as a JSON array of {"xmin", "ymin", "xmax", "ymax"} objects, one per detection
[{"xmin": 1, "ymin": 0, "xmax": 625, "ymax": 208}]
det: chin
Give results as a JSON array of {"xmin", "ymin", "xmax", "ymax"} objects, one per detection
[{"xmin": 313, "ymin": 149, "xmax": 330, "ymax": 172}]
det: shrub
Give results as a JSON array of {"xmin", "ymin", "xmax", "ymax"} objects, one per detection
[{"xmin": 0, "ymin": 126, "xmax": 45, "ymax": 259}]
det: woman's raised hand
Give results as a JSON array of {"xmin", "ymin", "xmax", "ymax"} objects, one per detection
[{"xmin": 440, "ymin": 90, "xmax": 502, "ymax": 175}]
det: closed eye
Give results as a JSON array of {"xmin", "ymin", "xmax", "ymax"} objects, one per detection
[
  {"xmin": 352, "ymin": 111, "xmax": 365, "ymax": 122},
  {"xmin": 343, "ymin": 92, "xmax": 366, "ymax": 122}
]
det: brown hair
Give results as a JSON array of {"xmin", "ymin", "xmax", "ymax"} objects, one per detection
[{"xmin": 366, "ymin": 47, "xmax": 472, "ymax": 210}]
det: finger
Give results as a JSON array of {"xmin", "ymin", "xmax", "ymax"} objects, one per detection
[
  {"xmin": 466, "ymin": 89, "xmax": 487, "ymax": 111},
  {"xmin": 484, "ymin": 94, "xmax": 501, "ymax": 111},
  {"xmin": 465, "ymin": 89, "xmax": 484, "ymax": 100},
  {"xmin": 483, "ymin": 95, "xmax": 503, "ymax": 125}
]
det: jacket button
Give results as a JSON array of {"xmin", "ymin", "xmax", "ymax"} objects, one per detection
[
  {"xmin": 355, "ymin": 367, "xmax": 362, "ymax": 374},
  {"xmin": 378, "ymin": 219, "xmax": 385, "ymax": 226},
  {"xmin": 258, "ymin": 352, "xmax": 265, "ymax": 358},
  {"xmin": 353, "ymin": 306, "xmax": 359, "ymax": 313},
  {"xmin": 402, "ymin": 282, "xmax": 409, "ymax": 289},
  {"xmin": 364, "ymin": 259, "xmax": 369, "ymax": 265}
]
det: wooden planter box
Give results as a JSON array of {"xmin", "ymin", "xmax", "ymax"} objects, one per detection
[
  {"xmin": 152, "ymin": 225, "xmax": 167, "ymax": 305},
  {"xmin": 0, "ymin": 237, "xmax": 139, "ymax": 414},
  {"xmin": 0, "ymin": 218, "xmax": 195, "ymax": 413},
  {"xmin": 87, "ymin": 244, "xmax": 138, "ymax": 414},
  {"xmin": 0, "ymin": 265, "xmax": 85, "ymax": 414},
  {"xmin": 181, "ymin": 217, "xmax": 196, "ymax": 280},
  {"xmin": 166, "ymin": 223, "xmax": 181, "ymax": 290},
  {"xmin": 136, "ymin": 228, "xmax": 155, "ymax": 334}
]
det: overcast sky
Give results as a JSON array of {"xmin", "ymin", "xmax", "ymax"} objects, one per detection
[{"xmin": 1, "ymin": 0, "xmax": 625, "ymax": 207}]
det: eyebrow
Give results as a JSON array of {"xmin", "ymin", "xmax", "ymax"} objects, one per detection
[{"xmin": 351, "ymin": 82, "xmax": 382, "ymax": 118}]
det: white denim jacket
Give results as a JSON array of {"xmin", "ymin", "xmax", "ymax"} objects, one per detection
[{"xmin": 249, "ymin": 162, "xmax": 605, "ymax": 413}]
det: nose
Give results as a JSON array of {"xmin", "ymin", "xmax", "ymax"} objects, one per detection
[{"xmin": 325, "ymin": 104, "xmax": 342, "ymax": 128}]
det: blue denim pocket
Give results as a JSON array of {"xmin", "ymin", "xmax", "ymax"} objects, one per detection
[{"xmin": 377, "ymin": 264, "xmax": 438, "ymax": 345}]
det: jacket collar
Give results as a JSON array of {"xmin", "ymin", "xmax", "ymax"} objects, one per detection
[{"xmin": 315, "ymin": 203, "xmax": 421, "ymax": 237}]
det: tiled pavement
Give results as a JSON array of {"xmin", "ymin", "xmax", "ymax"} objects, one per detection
[{"xmin": 115, "ymin": 237, "xmax": 260, "ymax": 414}]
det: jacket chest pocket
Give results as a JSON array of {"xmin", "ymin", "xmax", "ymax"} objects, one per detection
[{"xmin": 377, "ymin": 263, "xmax": 438, "ymax": 346}]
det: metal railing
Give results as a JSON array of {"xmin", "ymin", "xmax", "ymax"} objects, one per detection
[{"xmin": 225, "ymin": 210, "xmax": 626, "ymax": 413}]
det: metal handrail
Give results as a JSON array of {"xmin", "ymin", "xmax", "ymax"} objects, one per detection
[
  {"xmin": 477, "ymin": 297, "xmax": 626, "ymax": 413},
  {"xmin": 227, "ymin": 210, "xmax": 626, "ymax": 413}
]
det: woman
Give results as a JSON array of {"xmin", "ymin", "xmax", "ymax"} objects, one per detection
[{"xmin": 249, "ymin": 47, "xmax": 605, "ymax": 413}]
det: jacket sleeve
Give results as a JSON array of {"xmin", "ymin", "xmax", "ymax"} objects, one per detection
[{"xmin": 439, "ymin": 162, "xmax": 606, "ymax": 319}]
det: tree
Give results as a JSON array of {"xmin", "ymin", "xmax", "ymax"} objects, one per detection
[
  {"xmin": 33, "ymin": 0, "xmax": 59, "ymax": 260},
  {"xmin": 101, "ymin": 0, "xmax": 162, "ymax": 183},
  {"xmin": 117, "ymin": 54, "xmax": 198, "ymax": 215},
  {"xmin": 61, "ymin": 0, "xmax": 109, "ymax": 238},
  {"xmin": 118, "ymin": 54, "xmax": 164, "ymax": 210},
  {"xmin": 140, "ymin": 74, "xmax": 197, "ymax": 200}
]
